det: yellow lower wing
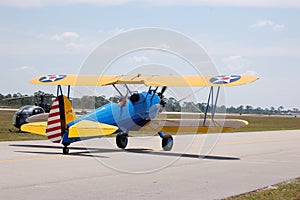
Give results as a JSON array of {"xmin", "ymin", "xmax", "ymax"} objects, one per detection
[
  {"xmin": 21, "ymin": 122, "xmax": 47, "ymax": 136},
  {"xmin": 139, "ymin": 119, "xmax": 248, "ymax": 133},
  {"xmin": 21, "ymin": 120, "xmax": 118, "ymax": 138},
  {"xmin": 68, "ymin": 120, "xmax": 118, "ymax": 138}
]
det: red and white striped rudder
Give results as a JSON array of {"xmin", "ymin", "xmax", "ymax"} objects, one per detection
[{"xmin": 46, "ymin": 97, "xmax": 63, "ymax": 143}]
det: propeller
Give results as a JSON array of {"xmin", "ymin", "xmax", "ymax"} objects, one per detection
[
  {"xmin": 158, "ymin": 86, "xmax": 167, "ymax": 98},
  {"xmin": 158, "ymin": 86, "xmax": 167, "ymax": 107}
]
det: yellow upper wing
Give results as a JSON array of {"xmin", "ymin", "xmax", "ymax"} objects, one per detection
[{"xmin": 30, "ymin": 74, "xmax": 258, "ymax": 87}]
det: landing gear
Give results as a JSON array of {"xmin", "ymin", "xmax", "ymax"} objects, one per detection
[
  {"xmin": 158, "ymin": 132, "xmax": 173, "ymax": 151},
  {"xmin": 162, "ymin": 135, "xmax": 173, "ymax": 151},
  {"xmin": 63, "ymin": 146, "xmax": 69, "ymax": 154},
  {"xmin": 62, "ymin": 143, "xmax": 70, "ymax": 154},
  {"xmin": 116, "ymin": 133, "xmax": 128, "ymax": 149}
]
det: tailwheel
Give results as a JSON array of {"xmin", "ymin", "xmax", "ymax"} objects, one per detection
[
  {"xmin": 63, "ymin": 146, "xmax": 69, "ymax": 154},
  {"xmin": 62, "ymin": 143, "xmax": 70, "ymax": 154},
  {"xmin": 116, "ymin": 133, "xmax": 128, "ymax": 149},
  {"xmin": 162, "ymin": 134, "xmax": 173, "ymax": 151}
]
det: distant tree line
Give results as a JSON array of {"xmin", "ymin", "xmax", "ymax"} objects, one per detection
[
  {"xmin": 0, "ymin": 91, "xmax": 54, "ymax": 109},
  {"xmin": 1, "ymin": 92, "xmax": 299, "ymax": 115}
]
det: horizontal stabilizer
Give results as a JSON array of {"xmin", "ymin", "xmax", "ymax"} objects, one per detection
[
  {"xmin": 26, "ymin": 113, "xmax": 49, "ymax": 123},
  {"xmin": 21, "ymin": 122, "xmax": 47, "ymax": 136},
  {"xmin": 68, "ymin": 120, "xmax": 118, "ymax": 138},
  {"xmin": 139, "ymin": 119, "xmax": 248, "ymax": 133}
]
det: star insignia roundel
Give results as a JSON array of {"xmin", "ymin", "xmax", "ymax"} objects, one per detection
[
  {"xmin": 39, "ymin": 75, "xmax": 67, "ymax": 83},
  {"xmin": 209, "ymin": 75, "xmax": 241, "ymax": 85}
]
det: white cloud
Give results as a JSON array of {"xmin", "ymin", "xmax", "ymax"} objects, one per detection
[
  {"xmin": 272, "ymin": 24, "xmax": 285, "ymax": 31},
  {"xmin": 242, "ymin": 70, "xmax": 258, "ymax": 76},
  {"xmin": 128, "ymin": 56, "xmax": 150, "ymax": 63},
  {"xmin": 250, "ymin": 20, "xmax": 274, "ymax": 28},
  {"xmin": 0, "ymin": 0, "xmax": 41, "ymax": 8},
  {"xmin": 108, "ymin": 28, "xmax": 128, "ymax": 36},
  {"xmin": 143, "ymin": 0, "xmax": 300, "ymax": 8},
  {"xmin": 1, "ymin": 0, "xmax": 300, "ymax": 8},
  {"xmin": 0, "ymin": 0, "xmax": 131, "ymax": 8},
  {"xmin": 98, "ymin": 28, "xmax": 133, "ymax": 36},
  {"xmin": 250, "ymin": 20, "xmax": 285, "ymax": 31},
  {"xmin": 222, "ymin": 55, "xmax": 248, "ymax": 71},
  {"xmin": 50, "ymin": 32, "xmax": 79, "ymax": 41},
  {"xmin": 15, "ymin": 66, "xmax": 36, "ymax": 72},
  {"xmin": 157, "ymin": 43, "xmax": 171, "ymax": 49},
  {"xmin": 65, "ymin": 42, "xmax": 85, "ymax": 51}
]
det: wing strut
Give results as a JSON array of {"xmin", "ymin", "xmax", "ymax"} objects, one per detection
[
  {"xmin": 112, "ymin": 84, "xmax": 123, "ymax": 97},
  {"xmin": 144, "ymin": 86, "xmax": 152, "ymax": 102},
  {"xmin": 57, "ymin": 85, "xmax": 63, "ymax": 96},
  {"xmin": 67, "ymin": 85, "xmax": 71, "ymax": 99},
  {"xmin": 124, "ymin": 84, "xmax": 132, "ymax": 95},
  {"xmin": 203, "ymin": 86, "xmax": 220, "ymax": 125},
  {"xmin": 56, "ymin": 85, "xmax": 71, "ymax": 99},
  {"xmin": 212, "ymin": 86, "xmax": 220, "ymax": 119}
]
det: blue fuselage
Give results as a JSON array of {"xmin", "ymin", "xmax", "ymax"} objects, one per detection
[{"xmin": 67, "ymin": 91, "xmax": 161, "ymax": 134}]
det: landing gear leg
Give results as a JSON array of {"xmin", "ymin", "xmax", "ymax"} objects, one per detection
[
  {"xmin": 116, "ymin": 133, "xmax": 128, "ymax": 149},
  {"xmin": 62, "ymin": 143, "xmax": 70, "ymax": 154},
  {"xmin": 158, "ymin": 132, "xmax": 173, "ymax": 151}
]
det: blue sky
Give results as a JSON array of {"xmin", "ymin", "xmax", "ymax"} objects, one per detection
[{"xmin": 0, "ymin": 1, "xmax": 299, "ymax": 109}]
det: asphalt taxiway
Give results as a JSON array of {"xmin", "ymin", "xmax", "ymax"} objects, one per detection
[{"xmin": 0, "ymin": 130, "xmax": 300, "ymax": 200}]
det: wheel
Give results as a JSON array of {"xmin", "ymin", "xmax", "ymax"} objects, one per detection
[
  {"xmin": 116, "ymin": 133, "xmax": 128, "ymax": 149},
  {"xmin": 162, "ymin": 134, "xmax": 173, "ymax": 151},
  {"xmin": 63, "ymin": 146, "xmax": 69, "ymax": 154}
]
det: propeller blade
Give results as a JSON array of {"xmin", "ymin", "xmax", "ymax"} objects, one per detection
[
  {"xmin": 158, "ymin": 86, "xmax": 167, "ymax": 107},
  {"xmin": 161, "ymin": 86, "xmax": 167, "ymax": 95},
  {"xmin": 158, "ymin": 86, "xmax": 167, "ymax": 99}
]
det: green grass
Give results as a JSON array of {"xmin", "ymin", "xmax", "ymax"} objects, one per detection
[
  {"xmin": 226, "ymin": 115, "xmax": 300, "ymax": 132},
  {"xmin": 0, "ymin": 111, "xmax": 46, "ymax": 141},
  {"xmin": 226, "ymin": 178, "xmax": 300, "ymax": 200}
]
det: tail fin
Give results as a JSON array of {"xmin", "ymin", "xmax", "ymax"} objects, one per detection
[{"xmin": 46, "ymin": 95, "xmax": 77, "ymax": 143}]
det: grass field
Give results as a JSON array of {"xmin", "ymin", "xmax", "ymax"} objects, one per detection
[
  {"xmin": 0, "ymin": 111, "xmax": 46, "ymax": 141},
  {"xmin": 227, "ymin": 178, "xmax": 300, "ymax": 200},
  {"xmin": 225, "ymin": 115, "xmax": 300, "ymax": 132}
]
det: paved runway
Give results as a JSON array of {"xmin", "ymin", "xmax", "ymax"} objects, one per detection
[{"xmin": 0, "ymin": 130, "xmax": 300, "ymax": 200}]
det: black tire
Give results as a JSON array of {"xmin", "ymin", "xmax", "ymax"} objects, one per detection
[
  {"xmin": 116, "ymin": 133, "xmax": 128, "ymax": 149},
  {"xmin": 63, "ymin": 146, "xmax": 69, "ymax": 154},
  {"xmin": 162, "ymin": 134, "xmax": 173, "ymax": 151}
]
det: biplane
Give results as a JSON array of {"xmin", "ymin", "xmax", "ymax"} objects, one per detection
[{"xmin": 21, "ymin": 74, "xmax": 258, "ymax": 154}]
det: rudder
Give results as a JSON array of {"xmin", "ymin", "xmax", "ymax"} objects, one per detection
[{"xmin": 46, "ymin": 95, "xmax": 77, "ymax": 143}]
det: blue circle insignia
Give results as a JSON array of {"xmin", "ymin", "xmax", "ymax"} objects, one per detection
[
  {"xmin": 210, "ymin": 75, "xmax": 241, "ymax": 84},
  {"xmin": 39, "ymin": 75, "xmax": 67, "ymax": 83}
]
